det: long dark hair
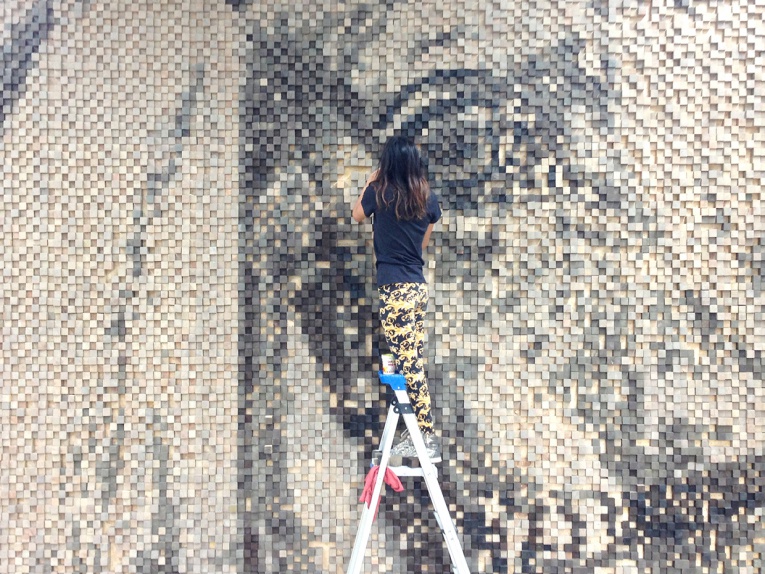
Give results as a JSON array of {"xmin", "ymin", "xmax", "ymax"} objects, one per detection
[{"xmin": 372, "ymin": 136, "xmax": 430, "ymax": 220}]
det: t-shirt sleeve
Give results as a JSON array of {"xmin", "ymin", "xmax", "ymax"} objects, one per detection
[
  {"xmin": 361, "ymin": 184, "xmax": 377, "ymax": 218},
  {"xmin": 428, "ymin": 192, "xmax": 442, "ymax": 224}
]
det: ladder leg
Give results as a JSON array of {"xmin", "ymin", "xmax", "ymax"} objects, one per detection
[
  {"xmin": 420, "ymin": 466, "xmax": 471, "ymax": 574},
  {"xmin": 397, "ymin": 390, "xmax": 471, "ymax": 574},
  {"xmin": 346, "ymin": 405, "xmax": 399, "ymax": 574}
]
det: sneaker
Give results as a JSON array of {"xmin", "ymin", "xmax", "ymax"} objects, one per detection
[{"xmin": 390, "ymin": 430, "xmax": 442, "ymax": 463}]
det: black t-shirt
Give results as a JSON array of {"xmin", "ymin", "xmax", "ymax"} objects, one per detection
[{"xmin": 361, "ymin": 183, "xmax": 442, "ymax": 287}]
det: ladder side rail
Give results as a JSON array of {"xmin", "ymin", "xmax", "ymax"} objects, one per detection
[
  {"xmin": 420, "ymin": 464, "xmax": 472, "ymax": 574},
  {"xmin": 346, "ymin": 405, "xmax": 400, "ymax": 574},
  {"xmin": 395, "ymin": 388, "xmax": 472, "ymax": 574}
]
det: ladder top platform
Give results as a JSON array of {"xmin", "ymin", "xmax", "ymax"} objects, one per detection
[{"xmin": 378, "ymin": 371, "xmax": 407, "ymax": 390}]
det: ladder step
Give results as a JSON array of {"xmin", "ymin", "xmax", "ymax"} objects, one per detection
[
  {"xmin": 385, "ymin": 465, "xmax": 425, "ymax": 477},
  {"xmin": 372, "ymin": 450, "xmax": 441, "ymax": 468}
]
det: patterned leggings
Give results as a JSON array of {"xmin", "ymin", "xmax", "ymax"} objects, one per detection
[{"xmin": 379, "ymin": 282, "xmax": 434, "ymax": 435}]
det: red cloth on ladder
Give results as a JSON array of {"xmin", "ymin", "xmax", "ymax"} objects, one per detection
[{"xmin": 359, "ymin": 465, "xmax": 404, "ymax": 520}]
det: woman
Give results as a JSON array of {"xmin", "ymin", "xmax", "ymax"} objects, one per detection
[{"xmin": 352, "ymin": 135, "xmax": 442, "ymax": 461}]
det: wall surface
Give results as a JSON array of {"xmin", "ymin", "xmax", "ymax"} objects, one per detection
[{"xmin": 2, "ymin": 0, "xmax": 764, "ymax": 572}]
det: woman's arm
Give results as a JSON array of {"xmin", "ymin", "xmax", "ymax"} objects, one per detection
[
  {"xmin": 422, "ymin": 223, "xmax": 435, "ymax": 250},
  {"xmin": 352, "ymin": 189, "xmax": 367, "ymax": 223},
  {"xmin": 352, "ymin": 169, "xmax": 379, "ymax": 223}
]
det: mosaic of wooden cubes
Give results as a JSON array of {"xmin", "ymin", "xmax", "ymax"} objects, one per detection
[{"xmin": 2, "ymin": 0, "xmax": 764, "ymax": 573}]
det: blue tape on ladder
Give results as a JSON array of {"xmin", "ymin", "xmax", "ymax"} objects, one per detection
[{"xmin": 378, "ymin": 371, "xmax": 407, "ymax": 390}]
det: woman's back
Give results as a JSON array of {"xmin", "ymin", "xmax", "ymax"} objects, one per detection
[{"xmin": 361, "ymin": 183, "xmax": 440, "ymax": 287}]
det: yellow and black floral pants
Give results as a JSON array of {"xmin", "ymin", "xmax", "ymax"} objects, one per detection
[{"xmin": 379, "ymin": 282, "xmax": 434, "ymax": 435}]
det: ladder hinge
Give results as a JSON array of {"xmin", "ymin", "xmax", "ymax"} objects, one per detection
[{"xmin": 391, "ymin": 396, "xmax": 414, "ymax": 414}]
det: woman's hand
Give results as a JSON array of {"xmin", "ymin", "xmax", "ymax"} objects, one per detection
[
  {"xmin": 352, "ymin": 169, "xmax": 378, "ymax": 223},
  {"xmin": 365, "ymin": 169, "xmax": 379, "ymax": 186}
]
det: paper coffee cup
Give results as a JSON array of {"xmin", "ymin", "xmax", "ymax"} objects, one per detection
[{"xmin": 381, "ymin": 353, "xmax": 396, "ymax": 374}]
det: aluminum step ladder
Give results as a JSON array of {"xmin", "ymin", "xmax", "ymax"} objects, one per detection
[{"xmin": 346, "ymin": 372, "xmax": 471, "ymax": 574}]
